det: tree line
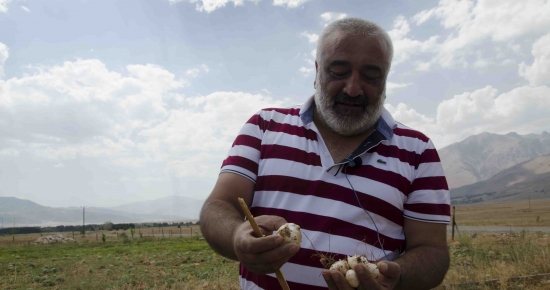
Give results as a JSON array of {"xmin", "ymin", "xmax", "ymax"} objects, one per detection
[{"xmin": 0, "ymin": 221, "xmax": 199, "ymax": 235}]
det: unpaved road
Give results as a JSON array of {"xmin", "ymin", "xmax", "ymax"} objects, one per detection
[{"xmin": 446, "ymin": 225, "xmax": 550, "ymax": 233}]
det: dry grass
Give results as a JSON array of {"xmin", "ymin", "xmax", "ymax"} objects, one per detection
[
  {"xmin": 453, "ymin": 199, "xmax": 550, "ymax": 226},
  {"xmin": 445, "ymin": 231, "xmax": 550, "ymax": 289}
]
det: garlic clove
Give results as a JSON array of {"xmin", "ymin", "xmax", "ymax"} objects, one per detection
[
  {"xmin": 345, "ymin": 269, "xmax": 360, "ymax": 288},
  {"xmin": 275, "ymin": 223, "xmax": 302, "ymax": 246},
  {"xmin": 329, "ymin": 259, "xmax": 349, "ymax": 275},
  {"xmin": 346, "ymin": 255, "xmax": 380, "ymax": 279},
  {"xmin": 347, "ymin": 255, "xmax": 369, "ymax": 269},
  {"xmin": 366, "ymin": 263, "xmax": 380, "ymax": 279}
]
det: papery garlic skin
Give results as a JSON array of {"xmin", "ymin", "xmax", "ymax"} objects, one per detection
[
  {"xmin": 329, "ymin": 260, "xmax": 349, "ymax": 275},
  {"xmin": 346, "ymin": 255, "xmax": 380, "ymax": 279},
  {"xmin": 347, "ymin": 255, "xmax": 369, "ymax": 269},
  {"xmin": 366, "ymin": 262, "xmax": 380, "ymax": 279},
  {"xmin": 345, "ymin": 269, "xmax": 360, "ymax": 288},
  {"xmin": 275, "ymin": 223, "xmax": 302, "ymax": 246}
]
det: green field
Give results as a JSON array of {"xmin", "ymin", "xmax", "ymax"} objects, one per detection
[
  {"xmin": 2, "ymin": 232, "xmax": 550, "ymax": 289},
  {"xmin": 0, "ymin": 235, "xmax": 240, "ymax": 290}
]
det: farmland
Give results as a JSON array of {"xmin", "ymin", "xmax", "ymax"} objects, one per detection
[
  {"xmin": 1, "ymin": 200, "xmax": 550, "ymax": 289},
  {"xmin": 0, "ymin": 227, "xmax": 240, "ymax": 290}
]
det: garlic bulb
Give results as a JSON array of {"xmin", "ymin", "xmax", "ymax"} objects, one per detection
[
  {"xmin": 347, "ymin": 255, "xmax": 369, "ymax": 269},
  {"xmin": 275, "ymin": 223, "xmax": 302, "ymax": 246},
  {"xmin": 345, "ymin": 269, "xmax": 360, "ymax": 288},
  {"xmin": 329, "ymin": 259, "xmax": 349, "ymax": 275}
]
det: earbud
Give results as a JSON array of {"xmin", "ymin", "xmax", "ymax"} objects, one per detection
[{"xmin": 347, "ymin": 157, "xmax": 362, "ymax": 168}]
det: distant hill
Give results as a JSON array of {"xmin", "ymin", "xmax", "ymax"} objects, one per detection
[
  {"xmin": 109, "ymin": 195, "xmax": 205, "ymax": 220},
  {"xmin": 0, "ymin": 196, "xmax": 203, "ymax": 226},
  {"xmin": 439, "ymin": 131, "xmax": 550, "ymax": 189},
  {"xmin": 450, "ymin": 154, "xmax": 550, "ymax": 204}
]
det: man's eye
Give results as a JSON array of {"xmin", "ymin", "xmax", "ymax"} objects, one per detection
[
  {"xmin": 363, "ymin": 71, "xmax": 381, "ymax": 79},
  {"xmin": 331, "ymin": 71, "xmax": 348, "ymax": 77}
]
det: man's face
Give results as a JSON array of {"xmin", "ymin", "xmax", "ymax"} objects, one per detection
[{"xmin": 314, "ymin": 31, "xmax": 389, "ymax": 137}]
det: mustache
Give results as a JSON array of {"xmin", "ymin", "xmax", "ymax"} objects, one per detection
[{"xmin": 333, "ymin": 93, "xmax": 369, "ymax": 106}]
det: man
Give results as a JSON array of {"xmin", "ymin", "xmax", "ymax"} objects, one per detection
[{"xmin": 200, "ymin": 17, "xmax": 450, "ymax": 290}]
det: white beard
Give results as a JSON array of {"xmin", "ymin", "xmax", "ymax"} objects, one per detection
[{"xmin": 314, "ymin": 80, "xmax": 385, "ymax": 137}]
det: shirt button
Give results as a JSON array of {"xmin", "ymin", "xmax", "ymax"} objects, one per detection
[{"xmin": 324, "ymin": 153, "xmax": 330, "ymax": 157}]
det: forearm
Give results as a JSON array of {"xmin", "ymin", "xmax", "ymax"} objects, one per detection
[
  {"xmin": 199, "ymin": 198, "xmax": 244, "ymax": 261},
  {"xmin": 393, "ymin": 246, "xmax": 450, "ymax": 290}
]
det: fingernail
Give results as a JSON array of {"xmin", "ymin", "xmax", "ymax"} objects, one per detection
[
  {"xmin": 331, "ymin": 272, "xmax": 340, "ymax": 282},
  {"xmin": 274, "ymin": 235, "xmax": 283, "ymax": 244},
  {"xmin": 355, "ymin": 264, "xmax": 364, "ymax": 275},
  {"xmin": 379, "ymin": 262, "xmax": 388, "ymax": 272}
]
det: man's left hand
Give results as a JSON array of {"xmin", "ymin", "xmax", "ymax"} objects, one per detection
[{"xmin": 321, "ymin": 261, "xmax": 401, "ymax": 290}]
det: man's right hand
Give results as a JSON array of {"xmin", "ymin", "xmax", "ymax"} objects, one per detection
[{"xmin": 233, "ymin": 215, "xmax": 301, "ymax": 274}]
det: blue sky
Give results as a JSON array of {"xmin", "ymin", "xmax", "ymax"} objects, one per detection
[{"xmin": 1, "ymin": 0, "xmax": 549, "ymax": 208}]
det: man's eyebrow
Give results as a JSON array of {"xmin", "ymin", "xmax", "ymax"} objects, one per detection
[
  {"xmin": 362, "ymin": 65, "xmax": 383, "ymax": 73},
  {"xmin": 328, "ymin": 60, "xmax": 350, "ymax": 67},
  {"xmin": 328, "ymin": 60, "xmax": 383, "ymax": 72}
]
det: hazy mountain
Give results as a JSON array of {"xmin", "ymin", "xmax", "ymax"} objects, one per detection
[
  {"xmin": 450, "ymin": 154, "xmax": 550, "ymax": 204},
  {"xmin": 0, "ymin": 196, "xmax": 189, "ymax": 227},
  {"xmin": 109, "ymin": 195, "xmax": 205, "ymax": 220},
  {"xmin": 439, "ymin": 131, "xmax": 550, "ymax": 189}
]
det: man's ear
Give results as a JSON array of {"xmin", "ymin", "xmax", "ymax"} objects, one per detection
[{"xmin": 314, "ymin": 61, "xmax": 318, "ymax": 89}]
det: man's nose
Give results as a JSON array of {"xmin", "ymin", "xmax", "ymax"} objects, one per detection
[{"xmin": 343, "ymin": 71, "xmax": 363, "ymax": 97}]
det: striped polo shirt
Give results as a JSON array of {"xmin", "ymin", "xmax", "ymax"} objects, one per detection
[{"xmin": 221, "ymin": 96, "xmax": 450, "ymax": 290}]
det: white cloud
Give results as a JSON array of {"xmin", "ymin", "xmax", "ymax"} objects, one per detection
[
  {"xmin": 388, "ymin": 16, "xmax": 439, "ymax": 66},
  {"xmin": 519, "ymin": 33, "xmax": 550, "ymax": 86},
  {"xmin": 20, "ymin": 5, "xmax": 29, "ymax": 13},
  {"xmin": 0, "ymin": 0, "xmax": 11, "ymax": 13},
  {"xmin": 272, "ymin": 0, "xmax": 311, "ymax": 8},
  {"xmin": 0, "ymin": 58, "xmax": 190, "ymax": 162},
  {"xmin": 0, "ymin": 148, "xmax": 19, "ymax": 157},
  {"xmin": 298, "ymin": 66, "xmax": 314, "ymax": 77},
  {"xmin": 185, "ymin": 64, "xmax": 209, "ymax": 77},
  {"xmin": 412, "ymin": 0, "xmax": 550, "ymax": 68},
  {"xmin": 169, "ymin": 0, "xmax": 252, "ymax": 13},
  {"xmin": 0, "ymin": 57, "xmax": 295, "ymax": 180},
  {"xmin": 0, "ymin": 42, "xmax": 8, "ymax": 79},
  {"xmin": 386, "ymin": 82, "xmax": 412, "ymax": 95},
  {"xmin": 320, "ymin": 12, "xmax": 347, "ymax": 26},
  {"xmin": 300, "ymin": 31, "xmax": 319, "ymax": 43},
  {"xmin": 387, "ymin": 85, "xmax": 550, "ymax": 148}
]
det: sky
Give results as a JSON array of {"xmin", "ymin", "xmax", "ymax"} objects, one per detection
[{"xmin": 0, "ymin": 0, "xmax": 549, "ymax": 208}]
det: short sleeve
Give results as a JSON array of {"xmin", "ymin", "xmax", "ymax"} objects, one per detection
[
  {"xmin": 403, "ymin": 139, "xmax": 451, "ymax": 224},
  {"xmin": 220, "ymin": 111, "xmax": 265, "ymax": 183}
]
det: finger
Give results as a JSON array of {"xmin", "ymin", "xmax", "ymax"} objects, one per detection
[
  {"xmin": 377, "ymin": 261, "xmax": 401, "ymax": 280},
  {"xmin": 256, "ymin": 243, "xmax": 300, "ymax": 264},
  {"xmin": 375, "ymin": 261, "xmax": 401, "ymax": 289},
  {"xmin": 255, "ymin": 215, "xmax": 288, "ymax": 235},
  {"xmin": 322, "ymin": 270, "xmax": 340, "ymax": 290},
  {"xmin": 239, "ymin": 243, "xmax": 299, "ymax": 274},
  {"xmin": 239, "ymin": 234, "xmax": 284, "ymax": 254},
  {"xmin": 355, "ymin": 264, "xmax": 382, "ymax": 290},
  {"xmin": 330, "ymin": 270, "xmax": 356, "ymax": 290}
]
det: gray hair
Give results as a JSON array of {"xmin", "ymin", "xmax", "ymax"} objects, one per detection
[{"xmin": 316, "ymin": 18, "xmax": 394, "ymax": 71}]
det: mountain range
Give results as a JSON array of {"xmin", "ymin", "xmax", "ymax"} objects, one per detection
[
  {"xmin": 0, "ymin": 195, "xmax": 204, "ymax": 227},
  {"xmin": 2, "ymin": 131, "xmax": 550, "ymax": 225},
  {"xmin": 449, "ymin": 153, "xmax": 550, "ymax": 204},
  {"xmin": 439, "ymin": 131, "xmax": 550, "ymax": 189}
]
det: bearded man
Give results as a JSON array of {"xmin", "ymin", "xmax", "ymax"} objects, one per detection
[{"xmin": 200, "ymin": 17, "xmax": 450, "ymax": 290}]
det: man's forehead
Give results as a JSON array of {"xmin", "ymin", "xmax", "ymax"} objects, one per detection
[{"xmin": 320, "ymin": 30, "xmax": 389, "ymax": 67}]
